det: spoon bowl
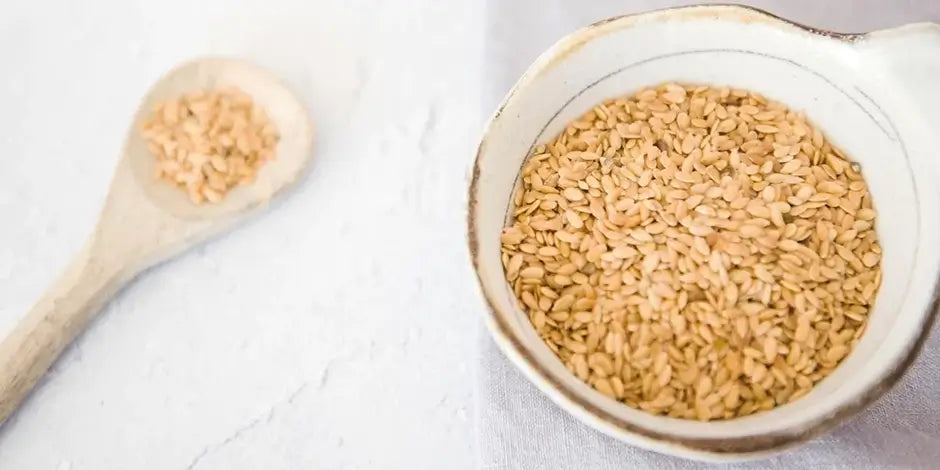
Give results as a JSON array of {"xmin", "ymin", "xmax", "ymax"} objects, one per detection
[
  {"xmin": 0, "ymin": 57, "xmax": 314, "ymax": 425},
  {"xmin": 129, "ymin": 58, "xmax": 314, "ymax": 219}
]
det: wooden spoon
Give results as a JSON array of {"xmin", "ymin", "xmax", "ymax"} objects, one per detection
[{"xmin": 0, "ymin": 58, "xmax": 315, "ymax": 425}]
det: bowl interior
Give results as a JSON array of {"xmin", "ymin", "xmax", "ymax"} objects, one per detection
[{"xmin": 471, "ymin": 7, "xmax": 940, "ymax": 445}]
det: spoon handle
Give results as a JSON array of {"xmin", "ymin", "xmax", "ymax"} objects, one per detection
[
  {"xmin": 0, "ymin": 238, "xmax": 128, "ymax": 425},
  {"xmin": 0, "ymin": 157, "xmax": 229, "ymax": 425}
]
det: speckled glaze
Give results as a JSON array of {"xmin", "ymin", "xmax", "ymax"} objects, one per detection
[{"xmin": 468, "ymin": 4, "xmax": 940, "ymax": 462}]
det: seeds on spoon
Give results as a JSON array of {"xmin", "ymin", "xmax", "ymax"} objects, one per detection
[
  {"xmin": 141, "ymin": 87, "xmax": 279, "ymax": 204},
  {"xmin": 500, "ymin": 83, "xmax": 882, "ymax": 421}
]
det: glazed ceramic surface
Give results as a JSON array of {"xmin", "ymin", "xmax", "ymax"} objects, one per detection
[{"xmin": 469, "ymin": 4, "xmax": 940, "ymax": 461}]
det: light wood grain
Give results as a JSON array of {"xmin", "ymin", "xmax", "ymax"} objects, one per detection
[{"xmin": 0, "ymin": 58, "xmax": 314, "ymax": 426}]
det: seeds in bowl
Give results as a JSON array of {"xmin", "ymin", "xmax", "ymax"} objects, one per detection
[
  {"xmin": 141, "ymin": 87, "xmax": 279, "ymax": 204},
  {"xmin": 499, "ymin": 83, "xmax": 882, "ymax": 421}
]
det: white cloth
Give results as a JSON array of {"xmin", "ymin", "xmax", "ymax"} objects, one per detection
[
  {"xmin": 479, "ymin": 1, "xmax": 940, "ymax": 468},
  {"xmin": 480, "ymin": 330, "xmax": 940, "ymax": 469}
]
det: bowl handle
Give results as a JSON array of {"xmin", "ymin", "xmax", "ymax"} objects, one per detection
[
  {"xmin": 858, "ymin": 24, "xmax": 940, "ymax": 118},
  {"xmin": 857, "ymin": 24, "xmax": 940, "ymax": 172}
]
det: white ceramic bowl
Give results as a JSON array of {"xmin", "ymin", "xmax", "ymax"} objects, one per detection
[{"xmin": 468, "ymin": 4, "xmax": 940, "ymax": 462}]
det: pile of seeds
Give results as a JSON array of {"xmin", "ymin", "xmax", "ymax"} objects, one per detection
[
  {"xmin": 141, "ymin": 87, "xmax": 279, "ymax": 204},
  {"xmin": 500, "ymin": 83, "xmax": 881, "ymax": 420}
]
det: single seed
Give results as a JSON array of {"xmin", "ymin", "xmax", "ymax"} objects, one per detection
[
  {"xmin": 563, "ymin": 187, "xmax": 585, "ymax": 201},
  {"xmin": 538, "ymin": 246, "xmax": 560, "ymax": 257},
  {"xmin": 564, "ymin": 210, "xmax": 583, "ymax": 229},
  {"xmin": 519, "ymin": 266, "xmax": 545, "ymax": 279}
]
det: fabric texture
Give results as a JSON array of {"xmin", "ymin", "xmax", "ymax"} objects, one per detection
[
  {"xmin": 479, "ymin": 1, "xmax": 940, "ymax": 468},
  {"xmin": 480, "ymin": 331, "xmax": 940, "ymax": 469}
]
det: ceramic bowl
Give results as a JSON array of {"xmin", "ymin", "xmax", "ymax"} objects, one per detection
[{"xmin": 467, "ymin": 4, "xmax": 940, "ymax": 461}]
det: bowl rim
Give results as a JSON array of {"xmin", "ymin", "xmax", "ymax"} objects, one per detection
[{"xmin": 466, "ymin": 3, "xmax": 940, "ymax": 459}]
